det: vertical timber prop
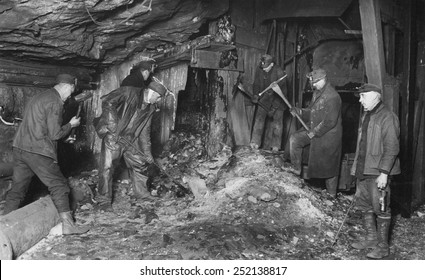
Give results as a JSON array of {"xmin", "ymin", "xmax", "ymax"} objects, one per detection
[
  {"xmin": 0, "ymin": 196, "xmax": 60, "ymax": 259},
  {"xmin": 206, "ymin": 70, "xmax": 227, "ymax": 157}
]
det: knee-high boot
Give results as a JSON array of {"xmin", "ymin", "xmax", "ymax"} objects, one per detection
[
  {"xmin": 367, "ymin": 217, "xmax": 391, "ymax": 259},
  {"xmin": 351, "ymin": 212, "xmax": 378, "ymax": 249}
]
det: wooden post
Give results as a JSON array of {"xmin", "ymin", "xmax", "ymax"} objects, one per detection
[
  {"xmin": 399, "ymin": 0, "xmax": 417, "ymax": 218},
  {"xmin": 205, "ymin": 70, "xmax": 228, "ymax": 158},
  {"xmin": 359, "ymin": 0, "xmax": 386, "ymax": 97}
]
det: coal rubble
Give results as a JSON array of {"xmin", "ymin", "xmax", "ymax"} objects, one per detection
[{"xmin": 15, "ymin": 132, "xmax": 425, "ymax": 259}]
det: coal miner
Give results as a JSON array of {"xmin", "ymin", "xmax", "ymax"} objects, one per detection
[
  {"xmin": 250, "ymin": 54, "xmax": 287, "ymax": 151},
  {"xmin": 289, "ymin": 68, "xmax": 342, "ymax": 198},
  {"xmin": 350, "ymin": 83, "xmax": 401, "ymax": 259},
  {"xmin": 95, "ymin": 60, "xmax": 166, "ymax": 206},
  {"xmin": 3, "ymin": 73, "xmax": 90, "ymax": 235}
]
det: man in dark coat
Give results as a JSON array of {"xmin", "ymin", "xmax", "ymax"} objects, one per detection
[
  {"xmin": 289, "ymin": 68, "xmax": 342, "ymax": 197},
  {"xmin": 250, "ymin": 54, "xmax": 287, "ymax": 151},
  {"xmin": 95, "ymin": 60, "xmax": 166, "ymax": 206},
  {"xmin": 3, "ymin": 74, "xmax": 90, "ymax": 235},
  {"xmin": 350, "ymin": 83, "xmax": 400, "ymax": 259}
]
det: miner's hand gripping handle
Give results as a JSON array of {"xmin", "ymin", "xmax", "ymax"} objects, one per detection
[
  {"xmin": 269, "ymin": 78, "xmax": 310, "ymax": 131},
  {"xmin": 65, "ymin": 105, "xmax": 82, "ymax": 144}
]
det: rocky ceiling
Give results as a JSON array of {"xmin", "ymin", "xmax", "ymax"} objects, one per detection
[{"xmin": 0, "ymin": 0, "xmax": 229, "ymax": 69}]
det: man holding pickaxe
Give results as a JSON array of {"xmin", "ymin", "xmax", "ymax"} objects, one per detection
[{"xmin": 248, "ymin": 54, "xmax": 287, "ymax": 151}]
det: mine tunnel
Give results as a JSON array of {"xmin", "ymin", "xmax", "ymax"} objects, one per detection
[{"xmin": 1, "ymin": 0, "xmax": 425, "ymax": 267}]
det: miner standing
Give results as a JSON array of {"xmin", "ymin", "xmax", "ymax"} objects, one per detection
[
  {"xmin": 350, "ymin": 83, "xmax": 401, "ymax": 259},
  {"xmin": 250, "ymin": 54, "xmax": 287, "ymax": 151},
  {"xmin": 289, "ymin": 68, "xmax": 342, "ymax": 198},
  {"xmin": 3, "ymin": 73, "xmax": 90, "ymax": 235}
]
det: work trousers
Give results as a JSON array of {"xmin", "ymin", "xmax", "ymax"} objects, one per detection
[
  {"xmin": 4, "ymin": 149, "xmax": 70, "ymax": 214},
  {"xmin": 251, "ymin": 107, "xmax": 284, "ymax": 150},
  {"xmin": 356, "ymin": 177, "xmax": 391, "ymax": 218},
  {"xmin": 289, "ymin": 128, "xmax": 310, "ymax": 174},
  {"xmin": 290, "ymin": 129, "xmax": 338, "ymax": 195},
  {"xmin": 98, "ymin": 134, "xmax": 150, "ymax": 199}
]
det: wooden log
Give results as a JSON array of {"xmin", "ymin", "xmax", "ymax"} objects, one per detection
[
  {"xmin": 0, "ymin": 196, "xmax": 60, "ymax": 259},
  {"xmin": 0, "ymin": 58, "xmax": 95, "ymax": 89}
]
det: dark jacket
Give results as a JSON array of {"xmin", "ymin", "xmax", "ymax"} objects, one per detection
[
  {"xmin": 302, "ymin": 81, "xmax": 342, "ymax": 178},
  {"xmin": 95, "ymin": 85, "xmax": 155, "ymax": 159},
  {"xmin": 253, "ymin": 64, "xmax": 286, "ymax": 111},
  {"xmin": 13, "ymin": 88, "xmax": 72, "ymax": 161},
  {"xmin": 351, "ymin": 103, "xmax": 401, "ymax": 176}
]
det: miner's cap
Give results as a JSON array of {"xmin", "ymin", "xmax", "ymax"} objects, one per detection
[
  {"xmin": 147, "ymin": 81, "xmax": 167, "ymax": 96},
  {"xmin": 260, "ymin": 54, "xmax": 274, "ymax": 66},
  {"xmin": 306, "ymin": 68, "xmax": 327, "ymax": 83},
  {"xmin": 358, "ymin": 83, "xmax": 382, "ymax": 94},
  {"xmin": 56, "ymin": 74, "xmax": 76, "ymax": 85},
  {"xmin": 136, "ymin": 60, "xmax": 157, "ymax": 72}
]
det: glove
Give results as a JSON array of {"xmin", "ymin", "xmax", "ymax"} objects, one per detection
[
  {"xmin": 290, "ymin": 107, "xmax": 301, "ymax": 117},
  {"xmin": 307, "ymin": 129, "xmax": 315, "ymax": 139},
  {"xmin": 251, "ymin": 95, "xmax": 259, "ymax": 104}
]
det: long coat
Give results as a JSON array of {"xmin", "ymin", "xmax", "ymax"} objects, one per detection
[{"xmin": 303, "ymin": 82, "xmax": 342, "ymax": 178}]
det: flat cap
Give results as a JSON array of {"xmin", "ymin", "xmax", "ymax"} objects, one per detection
[
  {"xmin": 56, "ymin": 74, "xmax": 76, "ymax": 85},
  {"xmin": 306, "ymin": 68, "xmax": 327, "ymax": 83},
  {"xmin": 358, "ymin": 83, "xmax": 382, "ymax": 94},
  {"xmin": 147, "ymin": 81, "xmax": 167, "ymax": 96}
]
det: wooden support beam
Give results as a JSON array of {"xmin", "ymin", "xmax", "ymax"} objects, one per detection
[
  {"xmin": 399, "ymin": 0, "xmax": 417, "ymax": 218},
  {"xmin": 0, "ymin": 59, "xmax": 95, "ymax": 89},
  {"xmin": 359, "ymin": 0, "xmax": 386, "ymax": 100}
]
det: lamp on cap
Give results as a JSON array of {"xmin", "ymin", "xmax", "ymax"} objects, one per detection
[
  {"xmin": 260, "ymin": 54, "xmax": 274, "ymax": 68},
  {"xmin": 56, "ymin": 74, "xmax": 76, "ymax": 85},
  {"xmin": 306, "ymin": 68, "xmax": 327, "ymax": 83}
]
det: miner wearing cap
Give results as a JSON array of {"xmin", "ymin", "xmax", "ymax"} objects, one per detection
[
  {"xmin": 350, "ymin": 83, "xmax": 400, "ymax": 259},
  {"xmin": 3, "ymin": 73, "xmax": 90, "ymax": 235},
  {"xmin": 249, "ymin": 54, "xmax": 287, "ymax": 151},
  {"xmin": 289, "ymin": 68, "xmax": 342, "ymax": 198},
  {"xmin": 95, "ymin": 60, "xmax": 165, "ymax": 206}
]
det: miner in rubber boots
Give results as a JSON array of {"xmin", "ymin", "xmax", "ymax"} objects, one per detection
[
  {"xmin": 95, "ymin": 60, "xmax": 167, "ymax": 206},
  {"xmin": 350, "ymin": 83, "xmax": 401, "ymax": 259},
  {"xmin": 3, "ymin": 73, "xmax": 90, "ymax": 235},
  {"xmin": 289, "ymin": 68, "xmax": 342, "ymax": 198},
  {"xmin": 250, "ymin": 54, "xmax": 287, "ymax": 151}
]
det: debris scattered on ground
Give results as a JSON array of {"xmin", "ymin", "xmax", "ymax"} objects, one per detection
[{"xmin": 4, "ymin": 132, "xmax": 424, "ymax": 260}]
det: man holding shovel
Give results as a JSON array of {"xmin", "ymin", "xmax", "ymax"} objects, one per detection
[{"xmin": 95, "ymin": 61, "xmax": 166, "ymax": 206}]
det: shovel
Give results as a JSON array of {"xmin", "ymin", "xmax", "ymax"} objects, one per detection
[{"xmin": 117, "ymin": 136, "xmax": 190, "ymax": 196}]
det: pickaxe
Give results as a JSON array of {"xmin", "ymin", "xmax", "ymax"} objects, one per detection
[
  {"xmin": 269, "ymin": 82, "xmax": 310, "ymax": 131},
  {"xmin": 236, "ymin": 83, "xmax": 272, "ymax": 112},
  {"xmin": 65, "ymin": 91, "xmax": 94, "ymax": 144}
]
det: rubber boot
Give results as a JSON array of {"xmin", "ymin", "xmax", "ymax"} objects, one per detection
[
  {"xmin": 367, "ymin": 217, "xmax": 390, "ymax": 259},
  {"xmin": 132, "ymin": 173, "xmax": 154, "ymax": 201},
  {"xmin": 351, "ymin": 212, "xmax": 378, "ymax": 249},
  {"xmin": 325, "ymin": 176, "xmax": 338, "ymax": 198},
  {"xmin": 60, "ymin": 211, "xmax": 90, "ymax": 235}
]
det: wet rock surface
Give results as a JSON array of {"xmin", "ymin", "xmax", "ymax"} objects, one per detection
[{"xmin": 4, "ymin": 132, "xmax": 424, "ymax": 260}]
